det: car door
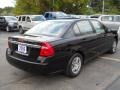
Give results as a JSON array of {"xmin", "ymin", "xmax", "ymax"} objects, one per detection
[
  {"xmin": 26, "ymin": 16, "xmax": 32, "ymax": 30},
  {"xmin": 72, "ymin": 20, "xmax": 99, "ymax": 62},
  {"xmin": 18, "ymin": 16, "xmax": 22, "ymax": 27},
  {"xmin": 90, "ymin": 20, "xmax": 112, "ymax": 53},
  {"xmin": 21, "ymin": 16, "xmax": 27, "ymax": 30}
]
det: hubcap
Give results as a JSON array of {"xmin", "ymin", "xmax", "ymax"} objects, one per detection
[
  {"xmin": 71, "ymin": 57, "xmax": 81, "ymax": 74},
  {"xmin": 112, "ymin": 41, "xmax": 117, "ymax": 52}
]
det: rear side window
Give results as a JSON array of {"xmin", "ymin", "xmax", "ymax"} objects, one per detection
[
  {"xmin": 77, "ymin": 21, "xmax": 94, "ymax": 34},
  {"xmin": 101, "ymin": 16, "xmax": 113, "ymax": 21},
  {"xmin": 91, "ymin": 20, "xmax": 105, "ymax": 33}
]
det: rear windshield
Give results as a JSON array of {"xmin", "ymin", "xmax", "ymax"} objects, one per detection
[
  {"xmin": 25, "ymin": 21, "xmax": 71, "ymax": 36},
  {"xmin": 0, "ymin": 17, "xmax": 5, "ymax": 22}
]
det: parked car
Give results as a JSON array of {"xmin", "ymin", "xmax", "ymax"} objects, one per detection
[
  {"xmin": 71, "ymin": 15, "xmax": 89, "ymax": 19},
  {"xmin": 0, "ymin": 16, "xmax": 18, "ymax": 32},
  {"xmin": 44, "ymin": 11, "xmax": 72, "ymax": 20},
  {"xmin": 6, "ymin": 19, "xmax": 118, "ymax": 77},
  {"xmin": 18, "ymin": 15, "xmax": 46, "ymax": 34},
  {"xmin": 90, "ymin": 15, "xmax": 120, "ymax": 32}
]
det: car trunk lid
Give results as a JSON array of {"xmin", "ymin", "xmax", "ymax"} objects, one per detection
[{"xmin": 8, "ymin": 35, "xmax": 61, "ymax": 62}]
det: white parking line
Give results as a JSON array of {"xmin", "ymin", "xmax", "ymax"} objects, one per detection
[{"xmin": 100, "ymin": 57, "xmax": 120, "ymax": 62}]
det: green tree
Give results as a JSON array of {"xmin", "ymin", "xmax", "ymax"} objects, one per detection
[
  {"xmin": 91, "ymin": 0, "xmax": 120, "ymax": 14},
  {"xmin": 14, "ymin": 0, "xmax": 119, "ymax": 15},
  {"xmin": 14, "ymin": 0, "xmax": 89, "ymax": 15},
  {"xmin": 0, "ymin": 7, "xmax": 13, "ymax": 16}
]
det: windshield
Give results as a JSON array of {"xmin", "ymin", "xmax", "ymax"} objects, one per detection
[
  {"xmin": 31, "ymin": 16, "xmax": 45, "ymax": 21},
  {"xmin": 5, "ymin": 16, "xmax": 17, "ymax": 21},
  {"xmin": 25, "ymin": 21, "xmax": 71, "ymax": 36}
]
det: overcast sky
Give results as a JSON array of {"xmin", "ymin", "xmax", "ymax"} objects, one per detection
[{"xmin": 0, "ymin": 0, "xmax": 15, "ymax": 8}]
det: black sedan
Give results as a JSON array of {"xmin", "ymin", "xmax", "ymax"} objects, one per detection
[
  {"xmin": 0, "ymin": 16, "xmax": 18, "ymax": 32},
  {"xmin": 6, "ymin": 19, "xmax": 118, "ymax": 77}
]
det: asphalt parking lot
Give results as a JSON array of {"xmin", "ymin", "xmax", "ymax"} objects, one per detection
[{"xmin": 1, "ymin": 31, "xmax": 120, "ymax": 90}]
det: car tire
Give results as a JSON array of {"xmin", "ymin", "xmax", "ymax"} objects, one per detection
[
  {"xmin": 109, "ymin": 39, "xmax": 117, "ymax": 54},
  {"xmin": 65, "ymin": 53, "xmax": 83, "ymax": 78},
  {"xmin": 19, "ymin": 26, "xmax": 24, "ymax": 34},
  {"xmin": 6, "ymin": 26, "xmax": 10, "ymax": 32}
]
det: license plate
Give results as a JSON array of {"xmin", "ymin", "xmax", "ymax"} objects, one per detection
[{"xmin": 18, "ymin": 44, "xmax": 27, "ymax": 54}]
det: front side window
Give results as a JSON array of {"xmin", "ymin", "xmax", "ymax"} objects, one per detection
[
  {"xmin": 44, "ymin": 13, "xmax": 49, "ymax": 18},
  {"xmin": 77, "ymin": 21, "xmax": 94, "ymax": 34},
  {"xmin": 91, "ymin": 20, "xmax": 105, "ymax": 34},
  {"xmin": 101, "ymin": 16, "xmax": 113, "ymax": 21},
  {"xmin": 18, "ymin": 16, "xmax": 21, "ymax": 21},
  {"xmin": 22, "ymin": 16, "xmax": 26, "ymax": 21}
]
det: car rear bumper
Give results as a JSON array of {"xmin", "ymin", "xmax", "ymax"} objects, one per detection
[{"xmin": 6, "ymin": 49, "xmax": 50, "ymax": 74}]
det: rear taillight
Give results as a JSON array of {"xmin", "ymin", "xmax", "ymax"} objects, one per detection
[{"xmin": 40, "ymin": 42, "xmax": 55, "ymax": 57}]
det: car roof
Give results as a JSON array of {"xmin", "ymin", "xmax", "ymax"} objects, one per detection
[
  {"xmin": 18, "ymin": 15, "xmax": 44, "ymax": 17},
  {"xmin": 90, "ymin": 14, "xmax": 120, "ymax": 18},
  {"xmin": 0, "ymin": 16, "xmax": 16, "ymax": 17},
  {"xmin": 0, "ymin": 16, "xmax": 17, "ymax": 19},
  {"xmin": 47, "ymin": 19, "xmax": 79, "ymax": 22},
  {"xmin": 44, "ymin": 18, "xmax": 98, "ymax": 23},
  {"xmin": 45, "ymin": 11, "xmax": 64, "ymax": 13},
  {"xmin": 3, "ymin": 16, "xmax": 16, "ymax": 17}
]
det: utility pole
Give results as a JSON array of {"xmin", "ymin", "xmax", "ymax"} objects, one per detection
[
  {"xmin": 53, "ymin": 0, "xmax": 55, "ymax": 11},
  {"xmin": 102, "ymin": 0, "xmax": 105, "ymax": 14}
]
